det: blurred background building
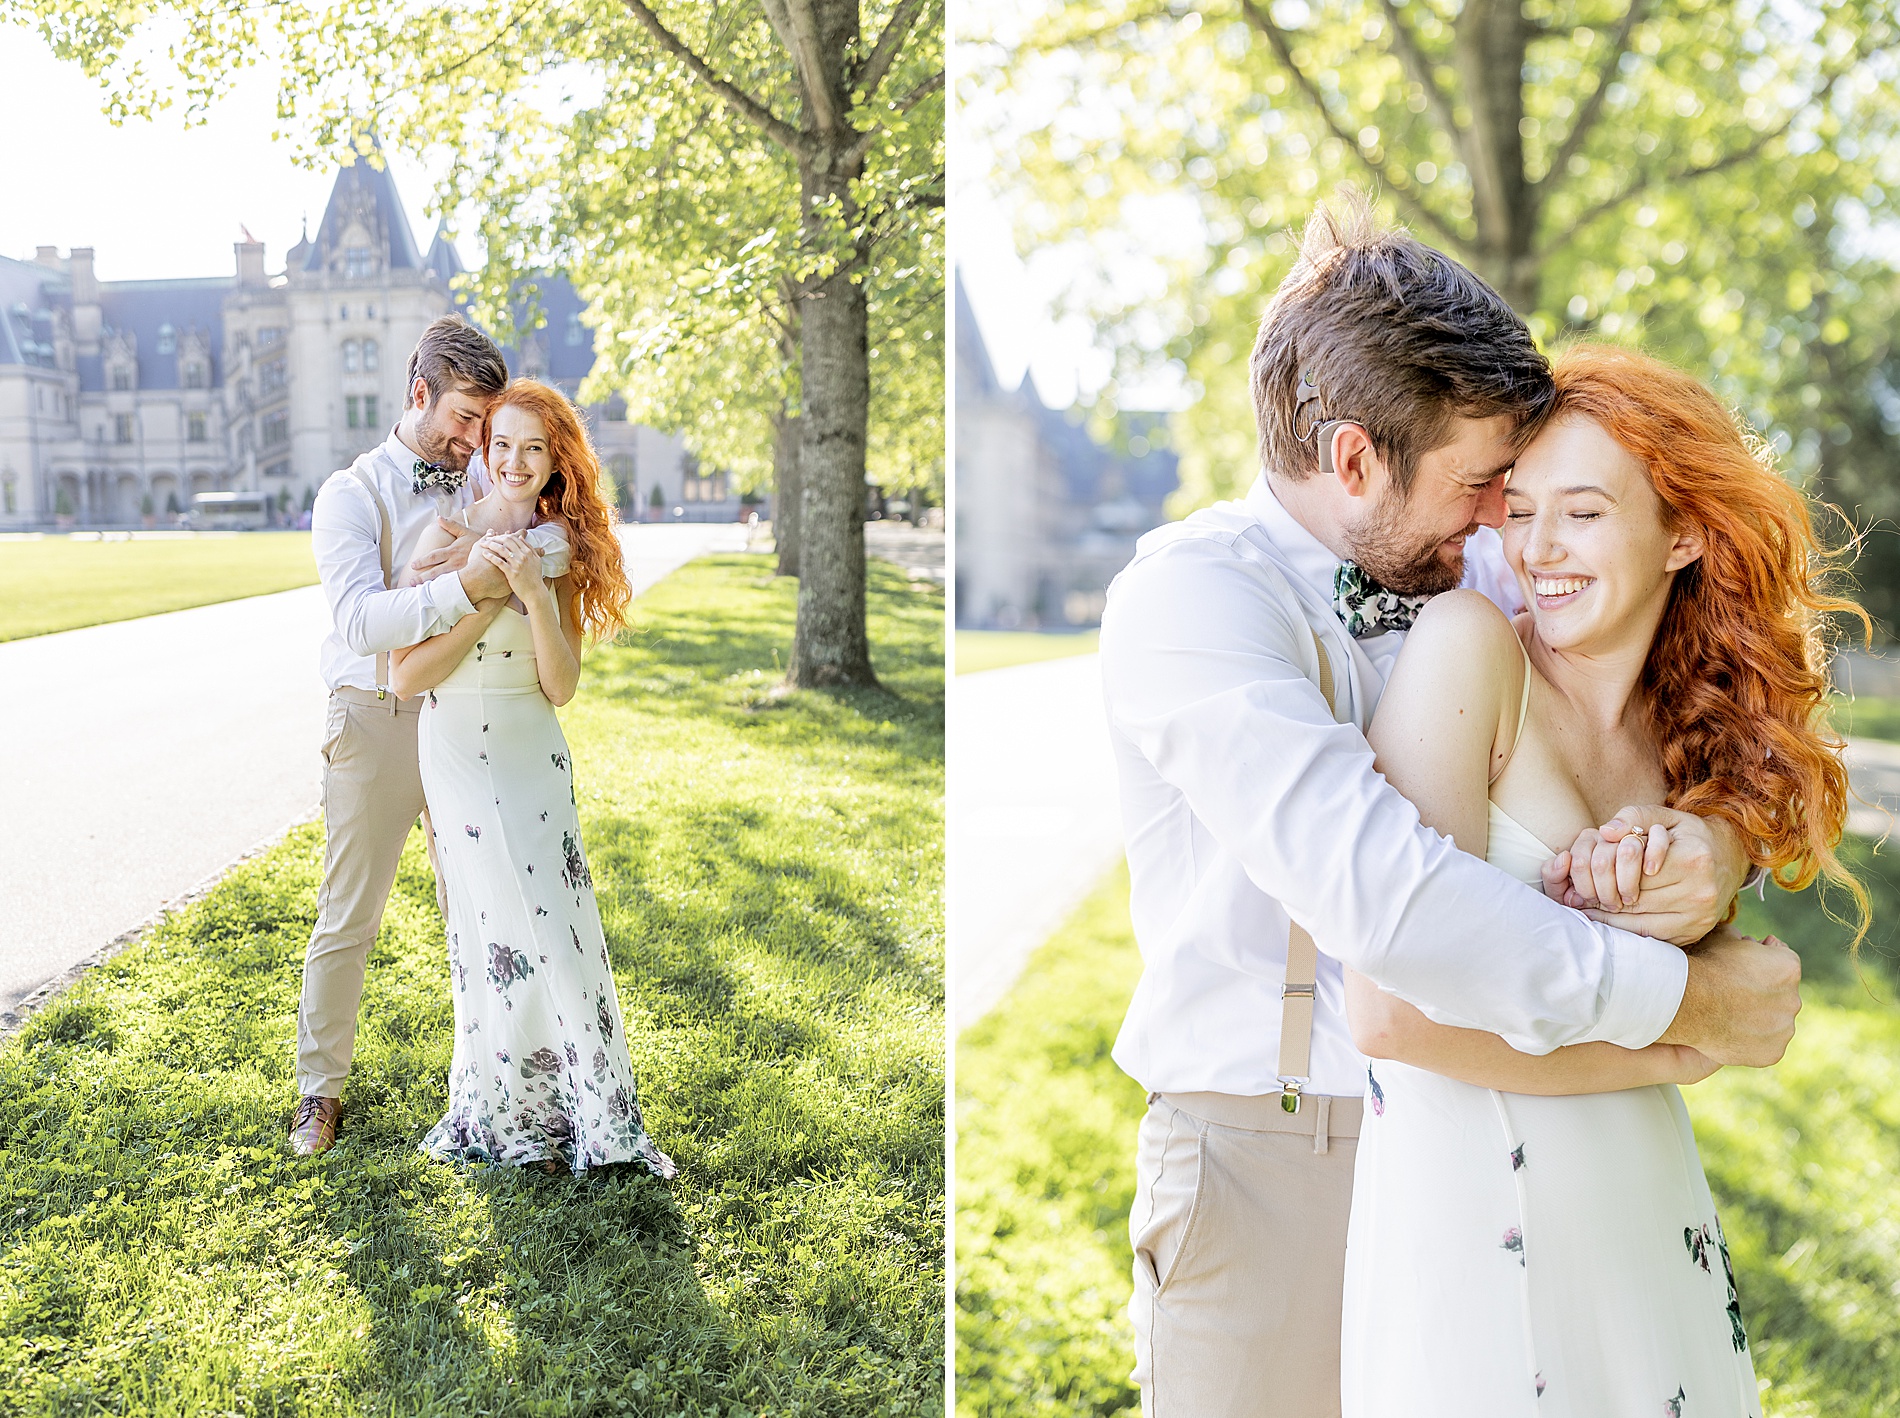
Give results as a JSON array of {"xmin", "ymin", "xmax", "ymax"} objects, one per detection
[
  {"xmin": 0, "ymin": 155, "xmax": 754, "ymax": 529},
  {"xmin": 955, "ymin": 275, "xmax": 1176, "ymax": 628}
]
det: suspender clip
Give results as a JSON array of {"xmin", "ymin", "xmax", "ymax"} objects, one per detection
[
  {"xmin": 1279, "ymin": 1079, "xmax": 1304, "ymax": 1113},
  {"xmin": 1281, "ymin": 983, "xmax": 1314, "ymax": 999}
]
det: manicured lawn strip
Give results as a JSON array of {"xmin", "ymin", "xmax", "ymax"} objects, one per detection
[
  {"xmin": 0, "ymin": 554, "xmax": 944, "ymax": 1416},
  {"xmin": 1831, "ymin": 693, "xmax": 1900, "ymax": 744},
  {"xmin": 0, "ymin": 533, "xmax": 317, "ymax": 641},
  {"xmin": 954, "ymin": 865, "xmax": 1144, "ymax": 1418},
  {"xmin": 955, "ymin": 843, "xmax": 1900, "ymax": 1417},
  {"xmin": 954, "ymin": 631, "xmax": 1099, "ymax": 676}
]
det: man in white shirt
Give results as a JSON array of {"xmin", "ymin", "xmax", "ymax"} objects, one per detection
[
  {"xmin": 1101, "ymin": 197, "xmax": 1802, "ymax": 1413},
  {"xmin": 289, "ymin": 315, "xmax": 571, "ymax": 1156}
]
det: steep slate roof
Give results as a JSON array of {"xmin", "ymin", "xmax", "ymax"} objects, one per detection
[
  {"xmin": 0, "ymin": 256, "xmax": 61, "ymax": 370},
  {"xmin": 424, "ymin": 224, "xmax": 465, "ymax": 283},
  {"xmin": 953, "ymin": 271, "xmax": 1003, "ymax": 399},
  {"xmin": 94, "ymin": 279, "xmax": 226, "ymax": 391},
  {"xmin": 303, "ymin": 153, "xmax": 424, "ymax": 273}
]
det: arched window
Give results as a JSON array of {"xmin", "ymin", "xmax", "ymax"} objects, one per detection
[
  {"xmin": 363, "ymin": 339, "xmax": 379, "ymax": 372},
  {"xmin": 342, "ymin": 340, "xmax": 359, "ymax": 373}
]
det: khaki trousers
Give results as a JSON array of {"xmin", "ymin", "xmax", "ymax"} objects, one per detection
[
  {"xmin": 295, "ymin": 689, "xmax": 427, "ymax": 1098},
  {"xmin": 1130, "ymin": 1090, "xmax": 1361, "ymax": 1418}
]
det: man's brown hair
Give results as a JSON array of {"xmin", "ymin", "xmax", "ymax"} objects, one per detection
[
  {"xmin": 406, "ymin": 313, "xmax": 509, "ymax": 406},
  {"xmin": 1251, "ymin": 191, "xmax": 1554, "ymax": 493}
]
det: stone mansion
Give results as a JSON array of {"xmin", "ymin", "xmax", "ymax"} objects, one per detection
[{"xmin": 0, "ymin": 155, "xmax": 751, "ymax": 528}]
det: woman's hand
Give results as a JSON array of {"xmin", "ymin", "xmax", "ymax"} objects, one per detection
[
  {"xmin": 474, "ymin": 531, "xmax": 548, "ymax": 604},
  {"xmin": 1538, "ymin": 805, "xmax": 1746, "ymax": 946}
]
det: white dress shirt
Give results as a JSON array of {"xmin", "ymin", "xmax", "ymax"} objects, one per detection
[
  {"xmin": 1102, "ymin": 474, "xmax": 1689, "ymax": 1097},
  {"xmin": 312, "ymin": 428, "xmax": 572, "ymax": 694}
]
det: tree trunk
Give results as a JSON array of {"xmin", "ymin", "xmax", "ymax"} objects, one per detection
[
  {"xmin": 1454, "ymin": 0, "xmax": 1540, "ymax": 313},
  {"xmin": 785, "ymin": 152, "xmax": 875, "ymax": 686},
  {"xmin": 773, "ymin": 403, "xmax": 802, "ymax": 577},
  {"xmin": 784, "ymin": 0, "xmax": 876, "ymax": 688}
]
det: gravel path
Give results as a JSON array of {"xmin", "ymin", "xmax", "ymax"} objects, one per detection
[{"xmin": 0, "ymin": 522, "xmax": 745, "ymax": 1026}]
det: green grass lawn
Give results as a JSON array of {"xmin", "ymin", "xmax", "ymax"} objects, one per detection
[
  {"xmin": 954, "ymin": 632, "xmax": 1099, "ymax": 676},
  {"xmin": 1832, "ymin": 693, "xmax": 1900, "ymax": 744},
  {"xmin": 0, "ymin": 554, "xmax": 944, "ymax": 1416},
  {"xmin": 0, "ymin": 533, "xmax": 318, "ymax": 641},
  {"xmin": 956, "ymin": 846, "xmax": 1900, "ymax": 1417}
]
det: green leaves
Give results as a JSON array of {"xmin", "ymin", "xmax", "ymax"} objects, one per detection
[{"xmin": 976, "ymin": 0, "xmax": 1900, "ymax": 609}]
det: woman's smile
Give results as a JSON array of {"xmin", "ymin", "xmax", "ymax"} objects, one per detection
[{"xmin": 1531, "ymin": 574, "xmax": 1595, "ymax": 606}]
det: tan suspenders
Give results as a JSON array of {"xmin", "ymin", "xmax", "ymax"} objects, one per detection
[
  {"xmin": 347, "ymin": 466, "xmax": 397, "ymax": 709},
  {"xmin": 1276, "ymin": 628, "xmax": 1338, "ymax": 1114}
]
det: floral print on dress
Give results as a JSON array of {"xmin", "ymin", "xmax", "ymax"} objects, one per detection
[
  {"xmin": 1502, "ymin": 1226, "xmax": 1525, "ymax": 1266},
  {"xmin": 418, "ymin": 604, "xmax": 671, "ymax": 1180},
  {"xmin": 1685, "ymin": 1221, "xmax": 1750, "ymax": 1353},
  {"xmin": 1511, "ymin": 1143, "xmax": 1526, "ymax": 1171},
  {"xmin": 1664, "ymin": 1386, "xmax": 1685, "ymax": 1416},
  {"xmin": 1367, "ymin": 1067, "xmax": 1385, "ymax": 1117},
  {"xmin": 562, "ymin": 830, "xmax": 592, "ymax": 891}
]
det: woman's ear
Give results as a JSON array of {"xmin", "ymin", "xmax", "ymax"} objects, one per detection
[{"xmin": 1665, "ymin": 528, "xmax": 1705, "ymax": 573}]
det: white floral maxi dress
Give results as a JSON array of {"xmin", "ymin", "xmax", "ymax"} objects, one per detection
[
  {"xmin": 1341, "ymin": 802, "xmax": 1758, "ymax": 1417},
  {"xmin": 417, "ymin": 605, "xmax": 675, "ymax": 1177}
]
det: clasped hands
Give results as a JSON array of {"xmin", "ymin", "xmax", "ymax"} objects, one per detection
[
  {"xmin": 411, "ymin": 516, "xmax": 546, "ymax": 607},
  {"xmin": 1541, "ymin": 804, "xmax": 1801, "ymax": 1070}
]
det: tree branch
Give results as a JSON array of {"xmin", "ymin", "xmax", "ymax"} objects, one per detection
[
  {"xmin": 1560, "ymin": 97, "xmax": 1813, "ymax": 240},
  {"xmin": 1234, "ymin": 0, "xmax": 1471, "ymax": 255},
  {"xmin": 617, "ymin": 0, "xmax": 806, "ymax": 152},
  {"xmin": 1374, "ymin": 0, "xmax": 1468, "ymax": 167},
  {"xmin": 1538, "ymin": 0, "xmax": 1650, "ymax": 193},
  {"xmin": 762, "ymin": 0, "xmax": 842, "ymax": 136},
  {"xmin": 845, "ymin": 69, "xmax": 944, "ymax": 164},
  {"xmin": 855, "ymin": 0, "xmax": 929, "ymax": 106}
]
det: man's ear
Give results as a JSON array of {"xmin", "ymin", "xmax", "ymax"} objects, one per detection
[
  {"xmin": 410, "ymin": 375, "xmax": 431, "ymax": 412},
  {"xmin": 1329, "ymin": 423, "xmax": 1382, "ymax": 499}
]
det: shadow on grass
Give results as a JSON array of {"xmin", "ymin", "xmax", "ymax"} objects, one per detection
[{"xmin": 0, "ymin": 554, "xmax": 943, "ymax": 1417}]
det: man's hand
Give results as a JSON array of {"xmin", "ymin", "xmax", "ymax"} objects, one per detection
[
  {"xmin": 456, "ymin": 533, "xmax": 511, "ymax": 603},
  {"xmin": 1538, "ymin": 804, "xmax": 1748, "ymax": 946},
  {"xmin": 410, "ymin": 517, "xmax": 478, "ymax": 583},
  {"xmin": 1658, "ymin": 924, "xmax": 1801, "ymax": 1067}
]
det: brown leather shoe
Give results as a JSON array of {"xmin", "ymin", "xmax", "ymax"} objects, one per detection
[{"xmin": 288, "ymin": 1095, "xmax": 341, "ymax": 1156}]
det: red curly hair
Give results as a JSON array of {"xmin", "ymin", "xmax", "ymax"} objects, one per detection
[
  {"xmin": 481, "ymin": 379, "xmax": 632, "ymax": 642},
  {"xmin": 1548, "ymin": 344, "xmax": 1868, "ymax": 936}
]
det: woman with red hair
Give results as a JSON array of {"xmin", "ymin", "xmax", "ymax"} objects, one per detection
[
  {"xmin": 392, "ymin": 378, "xmax": 671, "ymax": 1179},
  {"xmin": 1339, "ymin": 345, "xmax": 1862, "ymax": 1413}
]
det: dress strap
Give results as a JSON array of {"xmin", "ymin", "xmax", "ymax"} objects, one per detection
[{"xmin": 1488, "ymin": 632, "xmax": 1534, "ymax": 786}]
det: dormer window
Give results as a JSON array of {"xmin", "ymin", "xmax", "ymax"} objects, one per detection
[
  {"xmin": 184, "ymin": 363, "xmax": 206, "ymax": 389},
  {"xmin": 566, "ymin": 314, "xmax": 585, "ymax": 347},
  {"xmin": 157, "ymin": 323, "xmax": 176, "ymax": 354},
  {"xmin": 345, "ymin": 247, "xmax": 374, "ymax": 279},
  {"xmin": 112, "ymin": 368, "xmax": 131, "ymax": 392}
]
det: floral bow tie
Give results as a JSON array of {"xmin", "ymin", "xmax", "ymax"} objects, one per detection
[
  {"xmin": 412, "ymin": 458, "xmax": 467, "ymax": 496},
  {"xmin": 1333, "ymin": 561, "xmax": 1431, "ymax": 639}
]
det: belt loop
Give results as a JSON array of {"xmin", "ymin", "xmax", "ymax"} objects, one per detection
[{"xmin": 1313, "ymin": 1095, "xmax": 1332, "ymax": 1155}]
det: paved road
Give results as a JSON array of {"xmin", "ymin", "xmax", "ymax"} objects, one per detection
[
  {"xmin": 953, "ymin": 653, "xmax": 1125, "ymax": 1028},
  {"xmin": 951, "ymin": 654, "xmax": 1900, "ymax": 1030},
  {"xmin": 0, "ymin": 522, "xmax": 745, "ymax": 1025}
]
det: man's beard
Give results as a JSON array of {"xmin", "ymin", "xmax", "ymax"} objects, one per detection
[
  {"xmin": 1343, "ymin": 486, "xmax": 1469, "ymax": 596},
  {"xmin": 412, "ymin": 406, "xmax": 471, "ymax": 471}
]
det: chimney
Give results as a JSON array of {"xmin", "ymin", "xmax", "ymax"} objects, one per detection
[
  {"xmin": 70, "ymin": 247, "xmax": 101, "ymax": 349},
  {"xmin": 34, "ymin": 246, "xmax": 59, "ymax": 267},
  {"xmin": 235, "ymin": 231, "xmax": 267, "ymax": 288}
]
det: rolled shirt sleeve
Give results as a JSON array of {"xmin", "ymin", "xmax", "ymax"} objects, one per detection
[
  {"xmin": 313, "ymin": 478, "xmax": 475, "ymax": 658},
  {"xmin": 1102, "ymin": 536, "xmax": 1687, "ymax": 1055}
]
